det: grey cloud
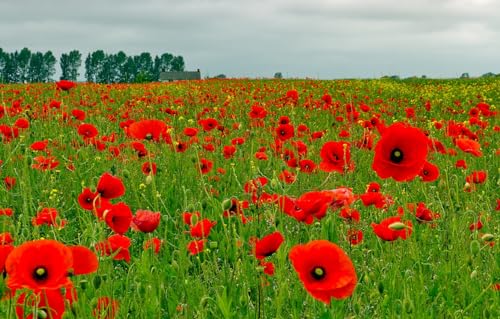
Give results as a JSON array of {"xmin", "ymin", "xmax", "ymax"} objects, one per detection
[{"xmin": 0, "ymin": 0, "xmax": 499, "ymax": 78}]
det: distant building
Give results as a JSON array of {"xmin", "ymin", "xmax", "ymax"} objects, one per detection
[{"xmin": 159, "ymin": 69, "xmax": 201, "ymax": 82}]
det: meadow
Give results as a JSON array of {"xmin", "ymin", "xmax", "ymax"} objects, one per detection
[{"xmin": 0, "ymin": 78, "xmax": 499, "ymax": 318}]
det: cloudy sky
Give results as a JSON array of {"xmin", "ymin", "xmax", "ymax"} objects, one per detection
[{"xmin": 1, "ymin": 0, "xmax": 499, "ymax": 79}]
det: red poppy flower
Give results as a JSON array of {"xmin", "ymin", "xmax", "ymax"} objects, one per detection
[
  {"xmin": 371, "ymin": 216, "xmax": 413, "ymax": 241},
  {"xmin": 97, "ymin": 172, "xmax": 125, "ymax": 199},
  {"xmin": 455, "ymin": 159, "xmax": 467, "ymax": 169},
  {"xmin": 0, "ymin": 244, "xmax": 14, "ymax": 273},
  {"xmin": 298, "ymin": 159, "xmax": 316, "ymax": 173},
  {"xmin": 15, "ymin": 285, "xmax": 75, "ymax": 319},
  {"xmin": 4, "ymin": 176, "xmax": 16, "ymax": 190},
  {"xmin": 199, "ymin": 158, "xmax": 213, "ymax": 174},
  {"xmin": 187, "ymin": 239, "xmax": 207, "ymax": 255},
  {"xmin": 0, "ymin": 207, "xmax": 13, "ymax": 216},
  {"xmin": 346, "ymin": 229, "xmax": 363, "ymax": 245},
  {"xmin": 31, "ymin": 155, "xmax": 60, "ymax": 171},
  {"xmin": 14, "ymin": 118, "xmax": 29, "ymax": 129},
  {"xmin": 78, "ymin": 188, "xmax": 101, "ymax": 211},
  {"xmin": 279, "ymin": 169, "xmax": 296, "ymax": 184},
  {"xmin": 365, "ymin": 182, "xmax": 381, "ymax": 193},
  {"xmin": 30, "ymin": 140, "xmax": 49, "ymax": 151},
  {"xmin": 275, "ymin": 124, "xmax": 295, "ymax": 141},
  {"xmin": 372, "ymin": 123, "xmax": 428, "ymax": 181},
  {"xmin": 0, "ymin": 232, "xmax": 13, "ymax": 245},
  {"xmin": 6, "ymin": 240, "xmax": 72, "ymax": 290},
  {"xmin": 455, "ymin": 138, "xmax": 482, "ymax": 157},
  {"xmin": 77, "ymin": 123, "xmax": 99, "ymax": 139},
  {"xmin": 286, "ymin": 89, "xmax": 299, "ymax": 102},
  {"xmin": 127, "ymin": 119, "xmax": 167, "ymax": 142},
  {"xmin": 419, "ymin": 161, "xmax": 440, "ymax": 182},
  {"xmin": 469, "ymin": 218, "xmax": 483, "ymax": 231},
  {"xmin": 360, "ymin": 192, "xmax": 387, "ymax": 208},
  {"xmin": 183, "ymin": 127, "xmax": 199, "ymax": 137},
  {"xmin": 294, "ymin": 191, "xmax": 335, "ymax": 222},
  {"xmin": 339, "ymin": 208, "xmax": 360, "ymax": 223},
  {"xmin": 414, "ymin": 202, "xmax": 440, "ymax": 222},
  {"xmin": 466, "ymin": 171, "xmax": 487, "ymax": 184},
  {"xmin": 144, "ymin": 237, "xmax": 163, "ymax": 254},
  {"xmin": 71, "ymin": 109, "xmax": 86, "ymax": 121},
  {"xmin": 95, "ymin": 234, "xmax": 131, "ymax": 263},
  {"xmin": 319, "ymin": 141, "xmax": 354, "ymax": 173},
  {"xmin": 251, "ymin": 232, "xmax": 284, "ymax": 260},
  {"xmin": 32, "ymin": 207, "xmax": 67, "ymax": 228},
  {"xmin": 189, "ymin": 219, "xmax": 217, "ymax": 238},
  {"xmin": 198, "ymin": 118, "xmax": 219, "ymax": 131},
  {"xmin": 182, "ymin": 211, "xmax": 201, "ymax": 225},
  {"xmin": 102, "ymin": 202, "xmax": 133, "ymax": 234},
  {"xmin": 223, "ymin": 145, "xmax": 237, "ymax": 159},
  {"xmin": 132, "ymin": 210, "xmax": 161, "ymax": 233},
  {"xmin": 141, "ymin": 162, "xmax": 157, "ymax": 175},
  {"xmin": 94, "ymin": 296, "xmax": 120, "ymax": 319},
  {"xmin": 249, "ymin": 104, "xmax": 268, "ymax": 119},
  {"xmin": 56, "ymin": 80, "xmax": 76, "ymax": 91},
  {"xmin": 232, "ymin": 137, "xmax": 245, "ymax": 145},
  {"xmin": 289, "ymin": 240, "xmax": 357, "ymax": 304}
]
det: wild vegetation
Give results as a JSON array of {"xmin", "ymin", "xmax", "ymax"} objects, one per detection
[{"xmin": 0, "ymin": 78, "xmax": 499, "ymax": 318}]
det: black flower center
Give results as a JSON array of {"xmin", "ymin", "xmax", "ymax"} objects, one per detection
[
  {"xmin": 390, "ymin": 148, "xmax": 404, "ymax": 163},
  {"xmin": 33, "ymin": 266, "xmax": 48, "ymax": 282},
  {"xmin": 311, "ymin": 267, "xmax": 326, "ymax": 280},
  {"xmin": 145, "ymin": 133, "xmax": 153, "ymax": 140}
]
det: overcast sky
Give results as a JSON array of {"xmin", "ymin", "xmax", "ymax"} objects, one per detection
[{"xmin": 1, "ymin": 0, "xmax": 499, "ymax": 79}]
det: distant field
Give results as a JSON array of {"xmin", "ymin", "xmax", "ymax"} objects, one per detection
[{"xmin": 0, "ymin": 78, "xmax": 499, "ymax": 318}]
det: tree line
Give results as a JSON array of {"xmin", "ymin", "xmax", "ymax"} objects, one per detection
[{"xmin": 0, "ymin": 48, "xmax": 185, "ymax": 83}]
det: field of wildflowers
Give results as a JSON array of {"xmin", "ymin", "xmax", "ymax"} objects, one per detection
[{"xmin": 0, "ymin": 78, "xmax": 498, "ymax": 318}]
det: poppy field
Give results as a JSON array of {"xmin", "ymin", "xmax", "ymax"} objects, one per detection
[{"xmin": 0, "ymin": 78, "xmax": 499, "ymax": 318}]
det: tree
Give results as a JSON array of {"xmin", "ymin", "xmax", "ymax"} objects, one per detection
[
  {"xmin": 41, "ymin": 51, "xmax": 56, "ymax": 82},
  {"xmin": 134, "ymin": 52, "xmax": 154, "ymax": 82},
  {"xmin": 170, "ymin": 56, "xmax": 185, "ymax": 72},
  {"xmin": 0, "ymin": 48, "xmax": 7, "ymax": 82},
  {"xmin": 60, "ymin": 50, "xmax": 82, "ymax": 81},
  {"xmin": 85, "ymin": 50, "xmax": 105, "ymax": 82},
  {"xmin": 27, "ymin": 52, "xmax": 44, "ymax": 82},
  {"xmin": 122, "ymin": 56, "xmax": 137, "ymax": 83},
  {"xmin": 4, "ymin": 52, "xmax": 18, "ymax": 83},
  {"xmin": 17, "ymin": 48, "xmax": 32, "ymax": 82},
  {"xmin": 112, "ymin": 51, "xmax": 127, "ymax": 83}
]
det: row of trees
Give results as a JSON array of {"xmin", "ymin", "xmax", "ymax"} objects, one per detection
[
  {"xmin": 0, "ymin": 48, "xmax": 57, "ymax": 83},
  {"xmin": 0, "ymin": 48, "xmax": 185, "ymax": 83},
  {"xmin": 84, "ymin": 51, "xmax": 184, "ymax": 83}
]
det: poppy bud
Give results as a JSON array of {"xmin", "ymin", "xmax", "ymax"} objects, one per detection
[
  {"xmin": 145, "ymin": 175, "xmax": 153, "ymax": 185},
  {"xmin": 37, "ymin": 310, "xmax": 48, "ymax": 319},
  {"xmin": 470, "ymin": 240, "xmax": 481, "ymax": 255},
  {"xmin": 388, "ymin": 222, "xmax": 406, "ymax": 230},
  {"xmin": 221, "ymin": 198, "xmax": 233, "ymax": 211},
  {"xmin": 481, "ymin": 233, "xmax": 495, "ymax": 242}
]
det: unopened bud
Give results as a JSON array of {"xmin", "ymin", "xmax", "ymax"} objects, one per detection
[
  {"xmin": 470, "ymin": 240, "xmax": 481, "ymax": 255},
  {"xmin": 145, "ymin": 175, "xmax": 153, "ymax": 185},
  {"xmin": 388, "ymin": 222, "xmax": 406, "ymax": 230},
  {"xmin": 221, "ymin": 198, "xmax": 233, "ymax": 211},
  {"xmin": 481, "ymin": 233, "xmax": 495, "ymax": 242},
  {"xmin": 36, "ymin": 310, "xmax": 48, "ymax": 319}
]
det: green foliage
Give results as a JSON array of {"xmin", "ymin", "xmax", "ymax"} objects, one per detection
[{"xmin": 0, "ymin": 79, "xmax": 498, "ymax": 318}]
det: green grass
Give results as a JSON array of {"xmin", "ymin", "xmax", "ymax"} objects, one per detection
[{"xmin": 0, "ymin": 78, "xmax": 499, "ymax": 318}]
